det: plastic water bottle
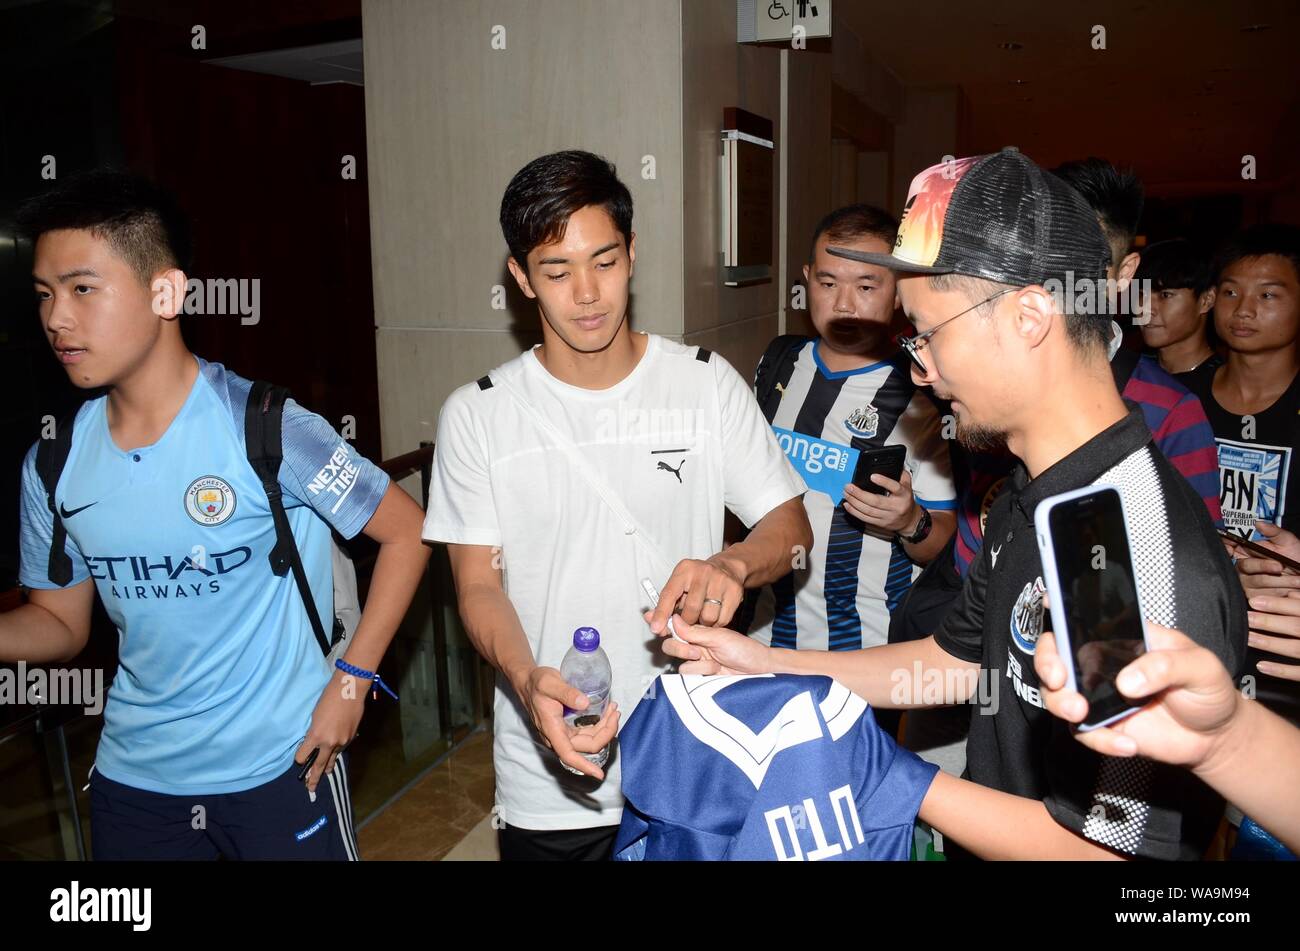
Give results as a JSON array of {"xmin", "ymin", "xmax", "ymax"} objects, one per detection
[{"xmin": 560, "ymin": 626, "xmax": 612, "ymax": 772}]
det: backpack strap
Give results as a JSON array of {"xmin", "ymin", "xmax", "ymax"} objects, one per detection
[
  {"xmin": 729, "ymin": 335, "xmax": 809, "ymax": 634},
  {"xmin": 244, "ymin": 381, "xmax": 334, "ymax": 657},
  {"xmin": 35, "ymin": 410, "xmax": 80, "ymax": 586},
  {"xmin": 754, "ymin": 334, "xmax": 810, "ymax": 422}
]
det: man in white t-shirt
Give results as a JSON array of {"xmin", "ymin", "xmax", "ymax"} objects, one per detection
[{"xmin": 423, "ymin": 150, "xmax": 810, "ymax": 860}]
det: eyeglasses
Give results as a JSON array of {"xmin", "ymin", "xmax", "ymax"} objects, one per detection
[{"xmin": 895, "ymin": 288, "xmax": 1015, "ymax": 375}]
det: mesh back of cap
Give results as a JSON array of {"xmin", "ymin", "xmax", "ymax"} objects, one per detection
[{"xmin": 936, "ymin": 150, "xmax": 1112, "ymax": 291}]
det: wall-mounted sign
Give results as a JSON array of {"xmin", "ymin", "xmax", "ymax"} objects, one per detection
[{"xmin": 737, "ymin": 0, "xmax": 832, "ymax": 43}]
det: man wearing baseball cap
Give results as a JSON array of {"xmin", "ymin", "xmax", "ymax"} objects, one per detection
[{"xmin": 650, "ymin": 148, "xmax": 1247, "ymax": 860}]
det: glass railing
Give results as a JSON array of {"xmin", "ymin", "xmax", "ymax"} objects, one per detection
[
  {"xmin": 0, "ymin": 704, "xmax": 94, "ymax": 860},
  {"xmin": 347, "ymin": 442, "xmax": 490, "ymax": 822},
  {"xmin": 0, "ymin": 440, "xmax": 490, "ymax": 859}
]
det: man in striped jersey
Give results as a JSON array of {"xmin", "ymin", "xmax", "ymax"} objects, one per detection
[{"xmin": 747, "ymin": 205, "xmax": 957, "ymax": 655}]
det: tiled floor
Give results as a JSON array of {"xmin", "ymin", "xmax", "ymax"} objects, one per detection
[
  {"xmin": 442, "ymin": 814, "xmax": 498, "ymax": 860},
  {"xmin": 357, "ymin": 728, "xmax": 498, "ymax": 861}
]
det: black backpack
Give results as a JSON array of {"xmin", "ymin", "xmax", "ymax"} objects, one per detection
[
  {"xmin": 35, "ymin": 381, "xmax": 343, "ymax": 657},
  {"xmin": 754, "ymin": 334, "xmax": 811, "ymax": 423}
]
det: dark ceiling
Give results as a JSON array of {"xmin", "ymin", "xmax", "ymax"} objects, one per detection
[{"xmin": 839, "ymin": 0, "xmax": 1300, "ymax": 194}]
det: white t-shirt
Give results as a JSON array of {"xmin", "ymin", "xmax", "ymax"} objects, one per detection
[{"xmin": 423, "ymin": 333, "xmax": 807, "ymax": 831}]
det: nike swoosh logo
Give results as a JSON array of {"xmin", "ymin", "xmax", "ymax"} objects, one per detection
[
  {"xmin": 58, "ymin": 501, "xmax": 97, "ymax": 519},
  {"xmin": 991, "ymin": 545, "xmax": 1002, "ymax": 568}
]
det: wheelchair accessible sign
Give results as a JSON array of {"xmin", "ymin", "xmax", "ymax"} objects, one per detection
[{"xmin": 772, "ymin": 426, "xmax": 857, "ymax": 499}]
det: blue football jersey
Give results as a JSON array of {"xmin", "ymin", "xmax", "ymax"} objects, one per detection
[
  {"xmin": 614, "ymin": 674, "xmax": 938, "ymax": 861},
  {"xmin": 19, "ymin": 358, "xmax": 390, "ymax": 795}
]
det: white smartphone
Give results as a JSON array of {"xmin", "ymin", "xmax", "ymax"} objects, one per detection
[
  {"xmin": 640, "ymin": 578, "xmax": 687, "ymax": 643},
  {"xmin": 1034, "ymin": 484, "xmax": 1150, "ymax": 732}
]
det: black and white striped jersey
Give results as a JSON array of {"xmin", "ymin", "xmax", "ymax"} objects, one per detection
[
  {"xmin": 749, "ymin": 339, "xmax": 956, "ymax": 652},
  {"xmin": 935, "ymin": 407, "xmax": 1248, "ymax": 860}
]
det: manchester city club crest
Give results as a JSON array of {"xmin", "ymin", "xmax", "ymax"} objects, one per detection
[
  {"xmin": 844, "ymin": 404, "xmax": 880, "ymax": 438},
  {"xmin": 1009, "ymin": 576, "xmax": 1047, "ymax": 655},
  {"xmin": 185, "ymin": 476, "xmax": 237, "ymax": 526}
]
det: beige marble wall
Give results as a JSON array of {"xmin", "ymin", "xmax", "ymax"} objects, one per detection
[
  {"xmin": 364, "ymin": 0, "xmax": 837, "ymax": 415},
  {"xmin": 362, "ymin": 0, "xmax": 685, "ymax": 456}
]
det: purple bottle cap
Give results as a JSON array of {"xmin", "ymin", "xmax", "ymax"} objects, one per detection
[{"xmin": 573, "ymin": 627, "xmax": 600, "ymax": 652}]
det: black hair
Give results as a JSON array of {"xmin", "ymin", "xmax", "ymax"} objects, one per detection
[
  {"xmin": 1052, "ymin": 158, "xmax": 1144, "ymax": 269},
  {"xmin": 808, "ymin": 204, "xmax": 899, "ymax": 263},
  {"xmin": 1134, "ymin": 238, "xmax": 1214, "ymax": 295},
  {"xmin": 15, "ymin": 168, "xmax": 192, "ymax": 283},
  {"xmin": 499, "ymin": 150, "xmax": 633, "ymax": 271},
  {"xmin": 926, "ymin": 271, "xmax": 1110, "ymax": 353},
  {"xmin": 1136, "ymin": 238, "xmax": 1218, "ymax": 352},
  {"xmin": 1213, "ymin": 223, "xmax": 1300, "ymax": 286}
]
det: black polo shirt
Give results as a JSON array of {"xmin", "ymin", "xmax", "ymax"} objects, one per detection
[{"xmin": 935, "ymin": 405, "xmax": 1248, "ymax": 860}]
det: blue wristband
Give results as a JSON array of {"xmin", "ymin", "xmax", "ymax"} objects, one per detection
[{"xmin": 334, "ymin": 658, "xmax": 399, "ymax": 701}]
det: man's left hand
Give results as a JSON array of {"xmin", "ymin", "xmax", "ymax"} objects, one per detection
[
  {"xmin": 843, "ymin": 468, "xmax": 920, "ymax": 536},
  {"xmin": 295, "ymin": 670, "xmax": 367, "ymax": 794},
  {"xmin": 648, "ymin": 554, "xmax": 747, "ymax": 631}
]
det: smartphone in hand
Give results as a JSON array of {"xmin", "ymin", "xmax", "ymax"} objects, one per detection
[
  {"xmin": 1218, "ymin": 528, "xmax": 1300, "ymax": 574},
  {"xmin": 851, "ymin": 444, "xmax": 907, "ymax": 495},
  {"xmin": 1035, "ymin": 485, "xmax": 1150, "ymax": 731}
]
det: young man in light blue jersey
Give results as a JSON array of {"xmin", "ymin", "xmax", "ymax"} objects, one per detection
[{"xmin": 4, "ymin": 170, "xmax": 430, "ymax": 860}]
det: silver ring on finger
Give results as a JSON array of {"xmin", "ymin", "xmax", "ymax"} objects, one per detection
[{"xmin": 703, "ymin": 598, "xmax": 724, "ymax": 607}]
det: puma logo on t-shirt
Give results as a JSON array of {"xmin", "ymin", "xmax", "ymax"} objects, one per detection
[{"xmin": 657, "ymin": 460, "xmax": 686, "ymax": 483}]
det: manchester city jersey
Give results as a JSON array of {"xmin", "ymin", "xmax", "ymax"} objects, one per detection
[
  {"xmin": 19, "ymin": 358, "xmax": 389, "ymax": 795},
  {"xmin": 614, "ymin": 674, "xmax": 938, "ymax": 861},
  {"xmin": 749, "ymin": 340, "xmax": 956, "ymax": 651}
]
